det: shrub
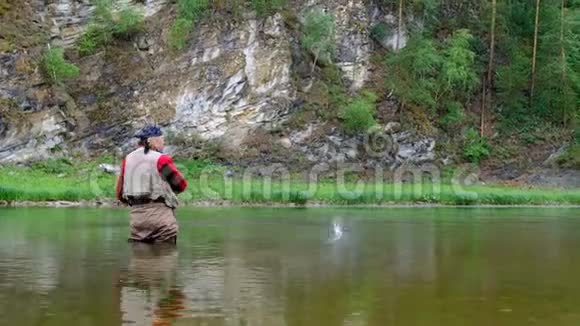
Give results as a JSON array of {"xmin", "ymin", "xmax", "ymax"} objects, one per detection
[
  {"xmin": 301, "ymin": 9, "xmax": 335, "ymax": 69},
  {"xmin": 341, "ymin": 92, "xmax": 378, "ymax": 134},
  {"xmin": 178, "ymin": 0, "xmax": 209, "ymax": 21},
  {"xmin": 370, "ymin": 22, "xmax": 387, "ymax": 42},
  {"xmin": 288, "ymin": 191, "xmax": 309, "ymax": 206},
  {"xmin": 93, "ymin": 0, "xmax": 114, "ymax": 25},
  {"xmin": 385, "ymin": 30, "xmax": 478, "ymax": 123},
  {"xmin": 169, "ymin": 18, "xmax": 193, "ymax": 50},
  {"xmin": 78, "ymin": 24, "xmax": 110, "ymax": 56},
  {"xmin": 41, "ymin": 47, "xmax": 80, "ymax": 85},
  {"xmin": 385, "ymin": 37, "xmax": 441, "ymax": 112},
  {"xmin": 441, "ymin": 29, "xmax": 479, "ymax": 93},
  {"xmin": 76, "ymin": 1, "xmax": 143, "ymax": 56},
  {"xmin": 441, "ymin": 101, "xmax": 465, "ymax": 128},
  {"xmin": 168, "ymin": 0, "xmax": 209, "ymax": 52},
  {"xmin": 463, "ymin": 128, "xmax": 491, "ymax": 164},
  {"xmin": 250, "ymin": 0, "xmax": 285, "ymax": 16},
  {"xmin": 112, "ymin": 7, "xmax": 144, "ymax": 38},
  {"xmin": 556, "ymin": 144, "xmax": 580, "ymax": 169}
]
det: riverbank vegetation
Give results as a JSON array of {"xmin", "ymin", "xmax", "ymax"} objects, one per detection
[{"xmin": 1, "ymin": 159, "xmax": 578, "ymax": 206}]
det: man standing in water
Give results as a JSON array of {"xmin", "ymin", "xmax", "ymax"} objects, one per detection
[{"xmin": 116, "ymin": 125, "xmax": 188, "ymax": 244}]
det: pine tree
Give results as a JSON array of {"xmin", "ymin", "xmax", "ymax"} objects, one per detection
[
  {"xmin": 482, "ymin": 0, "xmax": 497, "ymax": 136},
  {"xmin": 397, "ymin": 0, "xmax": 404, "ymax": 50},
  {"xmin": 531, "ymin": 0, "xmax": 541, "ymax": 100}
]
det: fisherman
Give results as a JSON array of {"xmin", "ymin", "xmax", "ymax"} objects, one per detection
[{"xmin": 116, "ymin": 124, "xmax": 188, "ymax": 244}]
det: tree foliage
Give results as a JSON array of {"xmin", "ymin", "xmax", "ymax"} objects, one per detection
[
  {"xmin": 493, "ymin": 0, "xmax": 580, "ymax": 128},
  {"xmin": 77, "ymin": 0, "xmax": 144, "ymax": 56},
  {"xmin": 301, "ymin": 9, "xmax": 336, "ymax": 69},
  {"xmin": 341, "ymin": 92, "xmax": 378, "ymax": 134},
  {"xmin": 168, "ymin": 0, "xmax": 287, "ymax": 51},
  {"xmin": 41, "ymin": 47, "xmax": 80, "ymax": 85},
  {"xmin": 463, "ymin": 128, "xmax": 491, "ymax": 163},
  {"xmin": 385, "ymin": 29, "xmax": 478, "ymax": 122},
  {"xmin": 178, "ymin": 0, "xmax": 209, "ymax": 21},
  {"xmin": 169, "ymin": 18, "xmax": 193, "ymax": 50},
  {"xmin": 373, "ymin": 0, "xmax": 579, "ymax": 164}
]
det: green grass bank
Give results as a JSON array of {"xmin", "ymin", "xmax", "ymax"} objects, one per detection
[{"xmin": 1, "ymin": 159, "xmax": 579, "ymax": 206}]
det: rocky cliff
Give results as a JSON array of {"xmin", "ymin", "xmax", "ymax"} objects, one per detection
[
  {"xmin": 0, "ymin": 0, "xmax": 512, "ymax": 177},
  {"xmin": 1, "ymin": 0, "xmax": 439, "ymax": 170}
]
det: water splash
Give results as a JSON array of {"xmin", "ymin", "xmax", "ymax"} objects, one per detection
[{"xmin": 329, "ymin": 220, "xmax": 344, "ymax": 242}]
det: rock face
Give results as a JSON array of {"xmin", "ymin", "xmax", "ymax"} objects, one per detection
[
  {"xmin": 331, "ymin": 0, "xmax": 371, "ymax": 90},
  {"xmin": 47, "ymin": 0, "xmax": 169, "ymax": 47},
  {"xmin": 302, "ymin": 0, "xmax": 371, "ymax": 90},
  {"xmin": 0, "ymin": 49, "xmax": 73, "ymax": 162},
  {"xmin": 371, "ymin": 12, "xmax": 409, "ymax": 52},
  {"xmin": 288, "ymin": 123, "xmax": 435, "ymax": 168},
  {"xmin": 0, "ymin": 110, "xmax": 69, "ymax": 162},
  {"xmin": 0, "ymin": 0, "xmax": 434, "ymax": 168},
  {"xmin": 170, "ymin": 14, "xmax": 294, "ymax": 140}
]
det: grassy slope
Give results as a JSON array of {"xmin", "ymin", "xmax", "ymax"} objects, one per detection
[{"xmin": 1, "ymin": 160, "xmax": 579, "ymax": 206}]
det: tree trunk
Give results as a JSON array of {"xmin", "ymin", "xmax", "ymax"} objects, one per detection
[
  {"xmin": 488, "ymin": 0, "xmax": 496, "ymax": 86},
  {"xmin": 560, "ymin": 0, "xmax": 567, "ymax": 126},
  {"xmin": 483, "ymin": 0, "xmax": 497, "ymax": 137},
  {"xmin": 481, "ymin": 75, "xmax": 486, "ymax": 137},
  {"xmin": 311, "ymin": 50, "xmax": 320, "ymax": 75},
  {"xmin": 531, "ymin": 0, "xmax": 541, "ymax": 101},
  {"xmin": 397, "ymin": 0, "xmax": 404, "ymax": 51}
]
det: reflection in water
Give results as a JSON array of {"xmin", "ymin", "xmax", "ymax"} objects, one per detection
[
  {"xmin": 329, "ymin": 217, "xmax": 345, "ymax": 242},
  {"xmin": 1, "ymin": 208, "xmax": 580, "ymax": 326},
  {"xmin": 118, "ymin": 243, "xmax": 186, "ymax": 326}
]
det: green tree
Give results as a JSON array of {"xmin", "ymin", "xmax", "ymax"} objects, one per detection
[
  {"xmin": 77, "ymin": 1, "xmax": 143, "ymax": 55},
  {"xmin": 41, "ymin": 47, "xmax": 80, "ymax": 85},
  {"xmin": 301, "ymin": 9, "xmax": 336, "ymax": 73},
  {"xmin": 482, "ymin": 0, "xmax": 497, "ymax": 136},
  {"xmin": 341, "ymin": 92, "xmax": 378, "ymax": 134},
  {"xmin": 441, "ymin": 29, "xmax": 479, "ymax": 95},
  {"xmin": 534, "ymin": 0, "xmax": 580, "ymax": 125},
  {"xmin": 169, "ymin": 18, "xmax": 193, "ymax": 50},
  {"xmin": 530, "ymin": 0, "xmax": 542, "ymax": 100},
  {"xmin": 385, "ymin": 30, "xmax": 477, "ymax": 117},
  {"xmin": 113, "ymin": 7, "xmax": 145, "ymax": 38},
  {"xmin": 495, "ymin": 49, "xmax": 531, "ymax": 122},
  {"xmin": 385, "ymin": 36, "xmax": 442, "ymax": 111}
]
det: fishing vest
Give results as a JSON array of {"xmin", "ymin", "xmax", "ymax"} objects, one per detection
[{"xmin": 122, "ymin": 147, "xmax": 179, "ymax": 208}]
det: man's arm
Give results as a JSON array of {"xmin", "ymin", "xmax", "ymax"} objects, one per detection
[
  {"xmin": 157, "ymin": 155, "xmax": 188, "ymax": 194},
  {"xmin": 116, "ymin": 159, "xmax": 127, "ymax": 202}
]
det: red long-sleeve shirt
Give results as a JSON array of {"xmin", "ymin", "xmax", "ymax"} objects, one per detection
[{"xmin": 116, "ymin": 154, "xmax": 187, "ymax": 201}]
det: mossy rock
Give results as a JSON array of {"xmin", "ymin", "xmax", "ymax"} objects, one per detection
[
  {"xmin": 402, "ymin": 103, "xmax": 436, "ymax": 136},
  {"xmin": 0, "ymin": 98, "xmax": 28, "ymax": 127},
  {"xmin": 0, "ymin": 0, "xmax": 11, "ymax": 16},
  {"xmin": 0, "ymin": 0, "xmax": 48, "ymax": 50},
  {"xmin": 557, "ymin": 145, "xmax": 580, "ymax": 169},
  {"xmin": 87, "ymin": 101, "xmax": 121, "ymax": 125},
  {"xmin": 307, "ymin": 80, "xmax": 330, "ymax": 108},
  {"xmin": 0, "ymin": 39, "xmax": 13, "ymax": 52},
  {"xmin": 0, "ymin": 98, "xmax": 18, "ymax": 111}
]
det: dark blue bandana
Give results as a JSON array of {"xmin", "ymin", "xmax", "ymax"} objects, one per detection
[{"xmin": 134, "ymin": 125, "xmax": 163, "ymax": 140}]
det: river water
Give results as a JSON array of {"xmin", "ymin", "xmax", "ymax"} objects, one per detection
[{"xmin": 0, "ymin": 207, "xmax": 579, "ymax": 325}]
